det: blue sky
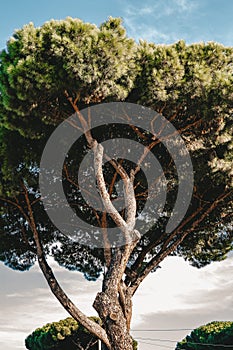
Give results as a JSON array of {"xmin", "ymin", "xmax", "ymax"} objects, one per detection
[{"xmin": 0, "ymin": 0, "xmax": 233, "ymax": 50}]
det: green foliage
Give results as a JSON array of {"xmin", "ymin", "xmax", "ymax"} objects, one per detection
[
  {"xmin": 129, "ymin": 39, "xmax": 233, "ymax": 269},
  {"xmin": 0, "ymin": 17, "xmax": 135, "ymax": 138},
  {"xmin": 0, "ymin": 17, "xmax": 232, "ymax": 277},
  {"xmin": 176, "ymin": 321, "xmax": 233, "ymax": 349},
  {"xmin": 25, "ymin": 317, "xmax": 99, "ymax": 350},
  {"xmin": 25, "ymin": 317, "xmax": 138, "ymax": 350}
]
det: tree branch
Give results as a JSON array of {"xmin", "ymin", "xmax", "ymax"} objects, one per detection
[
  {"xmin": 22, "ymin": 186, "xmax": 111, "ymax": 348},
  {"xmin": 129, "ymin": 189, "xmax": 232, "ymax": 295}
]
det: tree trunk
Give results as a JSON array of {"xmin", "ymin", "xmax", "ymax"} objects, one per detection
[{"xmin": 94, "ymin": 291, "xmax": 134, "ymax": 350}]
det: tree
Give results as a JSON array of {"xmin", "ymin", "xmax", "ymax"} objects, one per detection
[
  {"xmin": 0, "ymin": 17, "xmax": 232, "ymax": 350},
  {"xmin": 176, "ymin": 321, "xmax": 233, "ymax": 349},
  {"xmin": 25, "ymin": 317, "xmax": 101, "ymax": 350},
  {"xmin": 25, "ymin": 317, "xmax": 137, "ymax": 350}
]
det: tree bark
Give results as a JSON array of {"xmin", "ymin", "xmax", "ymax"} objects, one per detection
[
  {"xmin": 94, "ymin": 291, "xmax": 133, "ymax": 350},
  {"xmin": 91, "ymin": 127, "xmax": 139, "ymax": 349},
  {"xmin": 93, "ymin": 246, "xmax": 135, "ymax": 350}
]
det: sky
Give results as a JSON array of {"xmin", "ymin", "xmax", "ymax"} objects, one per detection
[
  {"xmin": 0, "ymin": 1, "xmax": 233, "ymax": 350},
  {"xmin": 1, "ymin": 255, "xmax": 233, "ymax": 350}
]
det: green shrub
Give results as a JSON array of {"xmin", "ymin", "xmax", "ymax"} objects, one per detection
[
  {"xmin": 25, "ymin": 316, "xmax": 138, "ymax": 349},
  {"xmin": 25, "ymin": 317, "xmax": 101, "ymax": 350},
  {"xmin": 176, "ymin": 321, "xmax": 233, "ymax": 349}
]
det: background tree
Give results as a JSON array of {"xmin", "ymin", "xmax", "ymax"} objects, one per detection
[
  {"xmin": 25, "ymin": 317, "xmax": 101, "ymax": 350},
  {"xmin": 176, "ymin": 321, "xmax": 233, "ymax": 349},
  {"xmin": 0, "ymin": 17, "xmax": 232, "ymax": 350},
  {"xmin": 25, "ymin": 317, "xmax": 137, "ymax": 350}
]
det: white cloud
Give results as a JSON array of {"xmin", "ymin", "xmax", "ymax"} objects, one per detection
[
  {"xmin": 132, "ymin": 255, "xmax": 233, "ymax": 320},
  {"xmin": 174, "ymin": 0, "xmax": 197, "ymax": 12},
  {"xmin": 1, "ymin": 254, "xmax": 232, "ymax": 350},
  {"xmin": 124, "ymin": 16, "xmax": 176, "ymax": 44},
  {"xmin": 0, "ymin": 260, "xmax": 102, "ymax": 350},
  {"xmin": 131, "ymin": 255, "xmax": 233, "ymax": 350},
  {"xmin": 122, "ymin": 0, "xmax": 199, "ymax": 44}
]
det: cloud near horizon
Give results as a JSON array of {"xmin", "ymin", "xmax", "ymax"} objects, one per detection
[{"xmin": 0, "ymin": 254, "xmax": 232, "ymax": 350}]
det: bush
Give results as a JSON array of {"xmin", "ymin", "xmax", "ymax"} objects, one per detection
[
  {"xmin": 25, "ymin": 317, "xmax": 101, "ymax": 350},
  {"xmin": 25, "ymin": 316, "xmax": 138, "ymax": 349},
  {"xmin": 176, "ymin": 321, "xmax": 233, "ymax": 349}
]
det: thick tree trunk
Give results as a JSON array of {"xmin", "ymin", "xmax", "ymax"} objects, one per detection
[{"xmin": 94, "ymin": 291, "xmax": 133, "ymax": 350}]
